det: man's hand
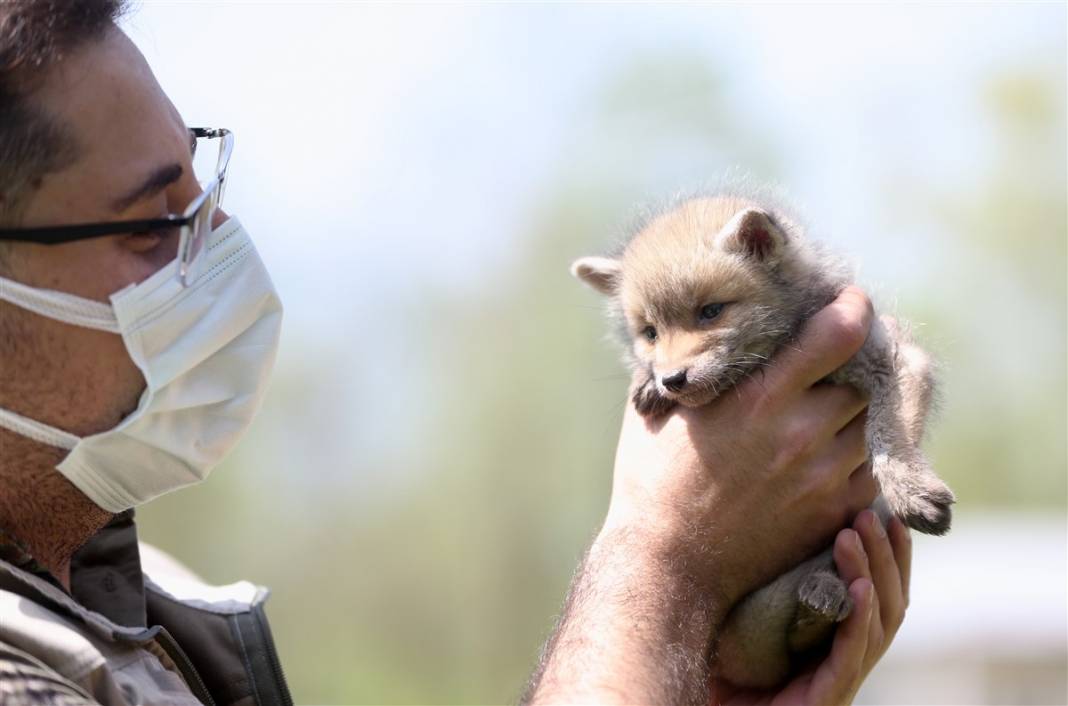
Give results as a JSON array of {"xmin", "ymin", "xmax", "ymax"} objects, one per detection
[
  {"xmin": 605, "ymin": 286, "xmax": 879, "ymax": 615},
  {"xmin": 524, "ymin": 287, "xmax": 882, "ymax": 705},
  {"xmin": 710, "ymin": 512, "xmax": 912, "ymax": 705}
]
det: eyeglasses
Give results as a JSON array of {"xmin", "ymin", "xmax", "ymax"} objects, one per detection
[{"xmin": 0, "ymin": 127, "xmax": 233, "ymax": 287}]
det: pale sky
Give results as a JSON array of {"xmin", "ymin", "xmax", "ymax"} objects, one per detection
[
  {"xmin": 125, "ymin": 2, "xmax": 1064, "ymax": 344},
  {"xmin": 124, "ymin": 0, "xmax": 1066, "ymax": 489}
]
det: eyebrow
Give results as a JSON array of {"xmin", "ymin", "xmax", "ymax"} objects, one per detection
[{"xmin": 111, "ymin": 163, "xmax": 184, "ymax": 213}]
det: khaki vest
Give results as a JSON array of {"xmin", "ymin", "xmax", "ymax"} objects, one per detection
[{"xmin": 0, "ymin": 515, "xmax": 291, "ymax": 706}]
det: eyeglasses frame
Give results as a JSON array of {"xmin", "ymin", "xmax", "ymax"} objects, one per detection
[{"xmin": 0, "ymin": 127, "xmax": 233, "ymax": 284}]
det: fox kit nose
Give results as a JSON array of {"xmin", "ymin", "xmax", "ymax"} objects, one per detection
[{"xmin": 661, "ymin": 369, "xmax": 688, "ymax": 392}]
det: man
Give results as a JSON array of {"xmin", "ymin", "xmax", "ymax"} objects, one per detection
[
  {"xmin": 1, "ymin": 2, "xmax": 288, "ymax": 704},
  {"xmin": 0, "ymin": 2, "xmax": 909, "ymax": 704}
]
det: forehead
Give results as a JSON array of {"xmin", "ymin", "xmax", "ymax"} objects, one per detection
[
  {"xmin": 25, "ymin": 28, "xmax": 189, "ymax": 217},
  {"xmin": 618, "ymin": 196, "xmax": 761, "ymax": 319}
]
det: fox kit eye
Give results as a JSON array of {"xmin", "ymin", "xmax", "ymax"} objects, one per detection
[
  {"xmin": 698, "ymin": 303, "xmax": 726, "ymax": 322},
  {"xmin": 642, "ymin": 325, "xmax": 658, "ymax": 342}
]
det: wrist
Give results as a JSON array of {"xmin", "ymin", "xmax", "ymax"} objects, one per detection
[
  {"xmin": 599, "ymin": 508, "xmax": 732, "ymax": 626},
  {"xmin": 590, "ymin": 520, "xmax": 725, "ymax": 634},
  {"xmin": 526, "ymin": 524, "xmax": 718, "ymax": 705}
]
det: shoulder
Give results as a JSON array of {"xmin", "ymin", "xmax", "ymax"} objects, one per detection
[
  {"xmin": 0, "ymin": 639, "xmax": 100, "ymax": 706},
  {"xmin": 138, "ymin": 540, "xmax": 266, "ymax": 610}
]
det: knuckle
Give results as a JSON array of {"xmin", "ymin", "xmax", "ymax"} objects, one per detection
[
  {"xmin": 827, "ymin": 303, "xmax": 871, "ymax": 355},
  {"xmin": 774, "ymin": 421, "xmax": 817, "ymax": 471},
  {"xmin": 839, "ymin": 285, "xmax": 875, "ymax": 322},
  {"xmin": 829, "ymin": 385, "xmax": 866, "ymax": 418},
  {"xmin": 841, "ymin": 410, "xmax": 868, "ymax": 444},
  {"xmin": 849, "ymin": 450, "xmax": 872, "ymax": 479},
  {"xmin": 850, "ymin": 434, "xmax": 873, "ymax": 469}
]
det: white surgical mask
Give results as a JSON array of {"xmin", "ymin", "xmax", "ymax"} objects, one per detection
[{"xmin": 0, "ymin": 217, "xmax": 282, "ymax": 512}]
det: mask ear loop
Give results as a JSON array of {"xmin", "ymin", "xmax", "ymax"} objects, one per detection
[
  {"xmin": 0, "ymin": 407, "xmax": 79, "ymax": 449},
  {"xmin": 0, "ymin": 277, "xmax": 114, "ymax": 448},
  {"xmin": 0, "ymin": 276, "xmax": 120, "ymax": 333}
]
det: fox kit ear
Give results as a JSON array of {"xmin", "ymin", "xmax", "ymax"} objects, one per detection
[
  {"xmin": 715, "ymin": 208, "xmax": 786, "ymax": 261},
  {"xmin": 571, "ymin": 256, "xmax": 622, "ymax": 295}
]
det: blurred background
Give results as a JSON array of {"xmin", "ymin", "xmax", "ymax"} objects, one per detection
[{"xmin": 125, "ymin": 3, "xmax": 1065, "ymax": 704}]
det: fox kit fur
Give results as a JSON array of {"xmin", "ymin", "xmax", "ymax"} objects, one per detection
[{"xmin": 571, "ymin": 187, "xmax": 954, "ymax": 689}]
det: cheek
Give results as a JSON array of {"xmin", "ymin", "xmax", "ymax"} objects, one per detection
[
  {"xmin": 70, "ymin": 328, "xmax": 148, "ymax": 432},
  {"xmin": 688, "ymin": 336, "xmax": 730, "ymax": 373},
  {"xmin": 132, "ymin": 231, "xmax": 181, "ymax": 274},
  {"xmin": 631, "ymin": 339, "xmax": 653, "ymax": 360},
  {"xmin": 709, "ymin": 324, "xmax": 741, "ymax": 351},
  {"xmin": 693, "ymin": 329, "xmax": 728, "ymax": 354},
  {"xmin": 0, "ymin": 310, "xmax": 146, "ymax": 435},
  {"xmin": 13, "ymin": 237, "xmax": 153, "ymax": 302}
]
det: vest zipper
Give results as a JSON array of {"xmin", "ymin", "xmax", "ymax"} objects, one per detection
[
  {"xmin": 252, "ymin": 603, "xmax": 294, "ymax": 706},
  {"xmin": 154, "ymin": 626, "xmax": 217, "ymax": 706}
]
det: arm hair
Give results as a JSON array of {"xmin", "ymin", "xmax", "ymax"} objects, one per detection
[{"xmin": 521, "ymin": 525, "xmax": 717, "ymax": 706}]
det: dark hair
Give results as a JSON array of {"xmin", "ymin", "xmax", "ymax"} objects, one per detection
[{"xmin": 0, "ymin": 0, "xmax": 127, "ymax": 225}]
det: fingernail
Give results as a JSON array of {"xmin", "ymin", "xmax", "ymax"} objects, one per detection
[
  {"xmin": 871, "ymin": 512, "xmax": 886, "ymax": 538},
  {"xmin": 852, "ymin": 529, "xmax": 866, "ymax": 557}
]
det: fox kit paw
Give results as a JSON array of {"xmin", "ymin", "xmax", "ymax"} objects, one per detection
[
  {"xmin": 632, "ymin": 377, "xmax": 676, "ymax": 418},
  {"xmin": 899, "ymin": 479, "xmax": 955, "ymax": 535},
  {"xmin": 798, "ymin": 571, "xmax": 852, "ymax": 622},
  {"xmin": 788, "ymin": 570, "xmax": 851, "ymax": 653},
  {"xmin": 879, "ymin": 456, "xmax": 955, "ymax": 535}
]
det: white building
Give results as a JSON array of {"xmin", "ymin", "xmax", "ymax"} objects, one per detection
[{"xmin": 857, "ymin": 512, "xmax": 1067, "ymax": 705}]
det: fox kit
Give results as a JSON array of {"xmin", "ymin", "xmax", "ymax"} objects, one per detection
[{"xmin": 571, "ymin": 187, "xmax": 954, "ymax": 688}]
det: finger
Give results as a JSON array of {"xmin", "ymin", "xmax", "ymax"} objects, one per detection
[
  {"xmin": 810, "ymin": 578, "xmax": 874, "ymax": 704},
  {"xmin": 846, "ymin": 461, "xmax": 879, "ymax": 517},
  {"xmin": 888, "ymin": 515, "xmax": 913, "ymax": 608},
  {"xmin": 863, "ymin": 572, "xmax": 886, "ymax": 671},
  {"xmin": 855, "ymin": 510, "xmax": 905, "ymax": 643},
  {"xmin": 763, "ymin": 286, "xmax": 874, "ymax": 394},
  {"xmin": 832, "ymin": 526, "xmax": 888, "ymax": 673},
  {"xmin": 803, "ymin": 384, "xmax": 870, "ymax": 438},
  {"xmin": 821, "ymin": 409, "xmax": 870, "ymax": 481},
  {"xmin": 833, "ymin": 527, "xmax": 871, "ymax": 585}
]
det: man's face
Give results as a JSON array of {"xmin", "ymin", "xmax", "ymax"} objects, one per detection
[{"xmin": 0, "ymin": 27, "xmax": 220, "ymax": 437}]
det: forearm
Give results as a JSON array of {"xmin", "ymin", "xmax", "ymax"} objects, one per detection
[{"xmin": 522, "ymin": 524, "xmax": 719, "ymax": 706}]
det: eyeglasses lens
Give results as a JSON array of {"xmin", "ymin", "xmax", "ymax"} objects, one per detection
[{"xmin": 178, "ymin": 131, "xmax": 230, "ymax": 286}]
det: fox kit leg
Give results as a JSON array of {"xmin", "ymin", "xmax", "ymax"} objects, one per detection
[
  {"xmin": 873, "ymin": 448, "xmax": 953, "ymax": 534},
  {"xmin": 881, "ymin": 315, "xmax": 937, "ymax": 447},
  {"xmin": 842, "ymin": 319, "xmax": 954, "ymax": 535},
  {"xmin": 630, "ymin": 370, "xmax": 676, "ymax": 418},
  {"xmin": 716, "ymin": 549, "xmax": 847, "ymax": 689}
]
